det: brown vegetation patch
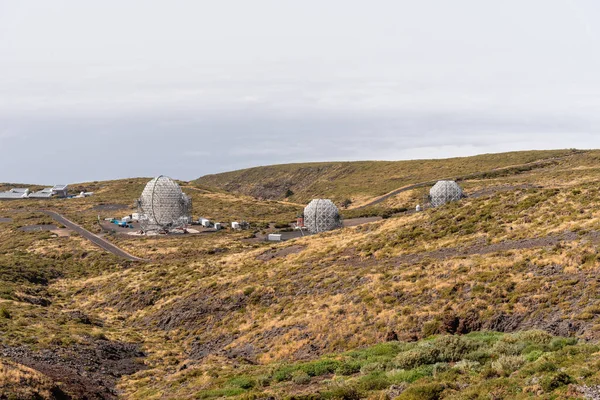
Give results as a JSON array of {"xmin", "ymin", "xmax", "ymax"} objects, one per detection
[
  {"xmin": 256, "ymin": 245, "xmax": 306, "ymax": 261},
  {"xmin": 91, "ymin": 203, "xmax": 130, "ymax": 212},
  {"xmin": 0, "ymin": 340, "xmax": 145, "ymax": 399},
  {"xmin": 0, "ymin": 358, "xmax": 68, "ymax": 400}
]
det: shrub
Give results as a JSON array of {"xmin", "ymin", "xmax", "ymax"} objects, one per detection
[
  {"xmin": 541, "ymin": 372, "xmax": 573, "ymax": 392},
  {"xmin": 514, "ymin": 330, "xmax": 553, "ymax": 345},
  {"xmin": 357, "ymin": 373, "xmax": 391, "ymax": 391},
  {"xmin": 335, "ymin": 361, "xmax": 362, "ymax": 376},
  {"xmin": 273, "ymin": 365, "xmax": 295, "ymax": 382},
  {"xmin": 292, "ymin": 370, "xmax": 311, "ymax": 385},
  {"xmin": 464, "ymin": 349, "xmax": 491, "ymax": 363},
  {"xmin": 524, "ymin": 350, "xmax": 544, "ymax": 362},
  {"xmin": 301, "ymin": 360, "xmax": 340, "ymax": 377},
  {"xmin": 492, "ymin": 339, "xmax": 526, "ymax": 356},
  {"xmin": 396, "ymin": 383, "xmax": 445, "ymax": 400},
  {"xmin": 387, "ymin": 366, "xmax": 433, "ymax": 383},
  {"xmin": 323, "ymin": 384, "xmax": 362, "ymax": 400},
  {"xmin": 228, "ymin": 376, "xmax": 256, "ymax": 389},
  {"xmin": 0, "ymin": 307, "xmax": 11, "ymax": 319},
  {"xmin": 453, "ymin": 359, "xmax": 481, "ymax": 372},
  {"xmin": 432, "ymin": 363, "xmax": 450, "ymax": 377},
  {"xmin": 394, "ymin": 346, "xmax": 440, "ymax": 369},
  {"xmin": 532, "ymin": 360, "xmax": 558, "ymax": 373},
  {"xmin": 360, "ymin": 362, "xmax": 385, "ymax": 374},
  {"xmin": 549, "ymin": 337, "xmax": 577, "ymax": 351},
  {"xmin": 435, "ymin": 336, "xmax": 478, "ymax": 362},
  {"xmin": 492, "ymin": 355, "xmax": 526, "ymax": 376},
  {"xmin": 421, "ymin": 320, "xmax": 440, "ymax": 337}
]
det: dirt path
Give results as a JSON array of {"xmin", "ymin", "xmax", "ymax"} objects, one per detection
[
  {"xmin": 41, "ymin": 210, "xmax": 146, "ymax": 262},
  {"xmin": 352, "ymin": 153, "xmax": 578, "ymax": 209}
]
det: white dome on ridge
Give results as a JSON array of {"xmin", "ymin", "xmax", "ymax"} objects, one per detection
[{"xmin": 429, "ymin": 180, "xmax": 463, "ymax": 207}]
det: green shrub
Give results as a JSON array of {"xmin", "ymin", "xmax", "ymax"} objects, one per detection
[
  {"xmin": 335, "ymin": 361, "xmax": 361, "ymax": 376},
  {"xmin": 323, "ymin": 384, "xmax": 362, "ymax": 400},
  {"xmin": 273, "ymin": 365, "xmax": 295, "ymax": 382},
  {"xmin": 464, "ymin": 349, "xmax": 491, "ymax": 363},
  {"xmin": 394, "ymin": 346, "xmax": 439, "ymax": 369},
  {"xmin": 532, "ymin": 360, "xmax": 558, "ymax": 373},
  {"xmin": 492, "ymin": 355, "xmax": 525, "ymax": 376},
  {"xmin": 228, "ymin": 376, "xmax": 256, "ymax": 389},
  {"xmin": 514, "ymin": 330, "xmax": 553, "ymax": 345},
  {"xmin": 453, "ymin": 359, "xmax": 481, "ymax": 372},
  {"xmin": 360, "ymin": 362, "xmax": 385, "ymax": 374},
  {"xmin": 396, "ymin": 383, "xmax": 445, "ymax": 400},
  {"xmin": 357, "ymin": 372, "xmax": 391, "ymax": 391},
  {"xmin": 524, "ymin": 350, "xmax": 544, "ymax": 362},
  {"xmin": 492, "ymin": 339, "xmax": 526, "ymax": 356},
  {"xmin": 301, "ymin": 359, "xmax": 340, "ymax": 377},
  {"xmin": 549, "ymin": 337, "xmax": 577, "ymax": 351},
  {"xmin": 541, "ymin": 372, "xmax": 573, "ymax": 392},
  {"xmin": 387, "ymin": 366, "xmax": 433, "ymax": 383},
  {"xmin": 291, "ymin": 370, "xmax": 311, "ymax": 385},
  {"xmin": 434, "ymin": 336, "xmax": 478, "ymax": 362}
]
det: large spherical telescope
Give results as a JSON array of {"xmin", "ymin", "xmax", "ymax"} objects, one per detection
[
  {"xmin": 429, "ymin": 180, "xmax": 463, "ymax": 207},
  {"xmin": 137, "ymin": 176, "xmax": 192, "ymax": 232},
  {"xmin": 304, "ymin": 199, "xmax": 342, "ymax": 234}
]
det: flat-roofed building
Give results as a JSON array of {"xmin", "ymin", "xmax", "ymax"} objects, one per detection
[
  {"xmin": 52, "ymin": 184, "xmax": 69, "ymax": 198},
  {"xmin": 28, "ymin": 188, "xmax": 54, "ymax": 199},
  {"xmin": 0, "ymin": 188, "xmax": 30, "ymax": 200}
]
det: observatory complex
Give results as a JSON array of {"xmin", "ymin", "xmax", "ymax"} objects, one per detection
[
  {"xmin": 304, "ymin": 199, "xmax": 342, "ymax": 234},
  {"xmin": 137, "ymin": 176, "xmax": 192, "ymax": 233},
  {"xmin": 430, "ymin": 180, "xmax": 464, "ymax": 207}
]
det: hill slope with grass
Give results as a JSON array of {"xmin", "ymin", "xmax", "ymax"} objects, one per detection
[
  {"xmin": 193, "ymin": 149, "xmax": 579, "ymax": 205},
  {"xmin": 3, "ymin": 149, "xmax": 600, "ymax": 398}
]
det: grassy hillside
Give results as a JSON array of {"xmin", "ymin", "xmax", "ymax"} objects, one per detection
[
  {"xmin": 193, "ymin": 149, "xmax": 578, "ymax": 205},
  {"xmin": 3, "ymin": 149, "xmax": 600, "ymax": 398}
]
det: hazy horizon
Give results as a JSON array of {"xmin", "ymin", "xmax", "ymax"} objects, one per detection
[{"xmin": 2, "ymin": 1, "xmax": 600, "ymax": 183}]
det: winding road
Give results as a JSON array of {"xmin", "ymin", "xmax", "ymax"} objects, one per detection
[
  {"xmin": 41, "ymin": 210, "xmax": 146, "ymax": 262},
  {"xmin": 352, "ymin": 153, "xmax": 580, "ymax": 209}
]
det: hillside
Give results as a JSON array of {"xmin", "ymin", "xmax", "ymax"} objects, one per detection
[
  {"xmin": 3, "ymin": 149, "xmax": 600, "ymax": 398},
  {"xmin": 193, "ymin": 149, "xmax": 578, "ymax": 205}
]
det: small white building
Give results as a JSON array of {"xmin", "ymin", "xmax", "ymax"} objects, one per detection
[
  {"xmin": 28, "ymin": 188, "xmax": 54, "ymax": 199},
  {"xmin": 122, "ymin": 216, "xmax": 132, "ymax": 223},
  {"xmin": 0, "ymin": 188, "xmax": 30, "ymax": 199},
  {"xmin": 131, "ymin": 213, "xmax": 140, "ymax": 221},
  {"xmin": 201, "ymin": 219, "xmax": 211, "ymax": 228},
  {"xmin": 52, "ymin": 184, "xmax": 69, "ymax": 198},
  {"xmin": 214, "ymin": 222, "xmax": 222, "ymax": 230},
  {"xmin": 231, "ymin": 221, "xmax": 241, "ymax": 229},
  {"xmin": 268, "ymin": 233, "xmax": 283, "ymax": 242},
  {"xmin": 416, "ymin": 204, "xmax": 422, "ymax": 212}
]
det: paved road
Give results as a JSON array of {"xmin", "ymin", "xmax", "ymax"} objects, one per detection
[
  {"xmin": 353, "ymin": 154, "xmax": 578, "ymax": 209},
  {"xmin": 41, "ymin": 210, "xmax": 146, "ymax": 261}
]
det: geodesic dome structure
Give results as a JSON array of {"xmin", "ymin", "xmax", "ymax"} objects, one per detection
[
  {"xmin": 137, "ymin": 176, "xmax": 192, "ymax": 232},
  {"xmin": 429, "ymin": 180, "xmax": 463, "ymax": 207},
  {"xmin": 304, "ymin": 199, "xmax": 342, "ymax": 234}
]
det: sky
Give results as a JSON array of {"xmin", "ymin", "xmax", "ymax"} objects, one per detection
[{"xmin": 1, "ymin": 0, "xmax": 600, "ymax": 184}]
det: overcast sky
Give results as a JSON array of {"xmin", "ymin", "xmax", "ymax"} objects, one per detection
[{"xmin": 1, "ymin": 0, "xmax": 600, "ymax": 184}]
